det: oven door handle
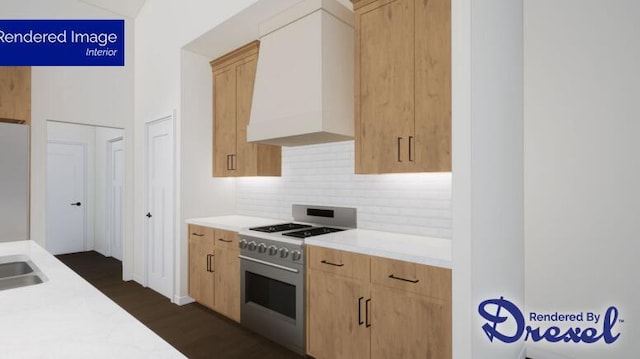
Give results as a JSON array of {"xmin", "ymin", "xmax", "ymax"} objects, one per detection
[{"xmin": 238, "ymin": 255, "xmax": 300, "ymax": 273}]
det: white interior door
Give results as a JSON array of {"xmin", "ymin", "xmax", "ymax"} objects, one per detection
[
  {"xmin": 107, "ymin": 138, "xmax": 124, "ymax": 261},
  {"xmin": 145, "ymin": 117, "xmax": 174, "ymax": 300},
  {"xmin": 46, "ymin": 142, "xmax": 86, "ymax": 255}
]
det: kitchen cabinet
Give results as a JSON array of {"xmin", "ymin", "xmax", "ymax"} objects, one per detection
[
  {"xmin": 352, "ymin": 0, "xmax": 451, "ymax": 174},
  {"xmin": 188, "ymin": 225, "xmax": 215, "ymax": 309},
  {"xmin": 188, "ymin": 224, "xmax": 240, "ymax": 322},
  {"xmin": 306, "ymin": 245, "xmax": 451, "ymax": 359},
  {"xmin": 0, "ymin": 67, "xmax": 31, "ymax": 125},
  {"xmin": 210, "ymin": 41, "xmax": 281, "ymax": 177}
]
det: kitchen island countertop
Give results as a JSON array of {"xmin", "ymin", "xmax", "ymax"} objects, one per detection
[{"xmin": 0, "ymin": 240, "xmax": 185, "ymax": 359}]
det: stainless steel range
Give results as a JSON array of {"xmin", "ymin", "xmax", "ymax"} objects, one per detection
[{"xmin": 238, "ymin": 204, "xmax": 357, "ymax": 355}]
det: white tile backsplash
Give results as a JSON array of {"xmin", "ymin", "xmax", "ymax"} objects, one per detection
[{"xmin": 236, "ymin": 141, "xmax": 452, "ymax": 238}]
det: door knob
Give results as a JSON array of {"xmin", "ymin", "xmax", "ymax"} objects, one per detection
[
  {"xmin": 70, "ymin": 202, "xmax": 82, "ymax": 206},
  {"xmin": 146, "ymin": 212, "xmax": 152, "ymax": 218}
]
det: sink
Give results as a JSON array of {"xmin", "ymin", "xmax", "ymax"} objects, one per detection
[{"xmin": 0, "ymin": 255, "xmax": 47, "ymax": 291}]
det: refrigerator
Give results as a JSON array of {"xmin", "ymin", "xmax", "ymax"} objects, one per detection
[{"xmin": 0, "ymin": 122, "xmax": 29, "ymax": 242}]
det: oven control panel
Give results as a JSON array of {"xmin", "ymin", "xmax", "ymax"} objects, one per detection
[{"xmin": 239, "ymin": 237, "xmax": 304, "ymax": 264}]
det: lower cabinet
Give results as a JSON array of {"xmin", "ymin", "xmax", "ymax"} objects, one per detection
[
  {"xmin": 306, "ymin": 245, "xmax": 452, "ymax": 359},
  {"xmin": 188, "ymin": 224, "xmax": 240, "ymax": 322}
]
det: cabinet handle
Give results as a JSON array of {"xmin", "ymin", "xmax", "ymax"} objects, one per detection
[
  {"xmin": 358, "ymin": 297, "xmax": 364, "ymax": 326},
  {"xmin": 389, "ymin": 274, "xmax": 419, "ymax": 283},
  {"xmin": 320, "ymin": 260, "xmax": 344, "ymax": 267},
  {"xmin": 226, "ymin": 154, "xmax": 232, "ymax": 170},
  {"xmin": 365, "ymin": 298, "xmax": 371, "ymax": 328},
  {"xmin": 408, "ymin": 136, "xmax": 414, "ymax": 162},
  {"xmin": 231, "ymin": 154, "xmax": 237, "ymax": 170},
  {"xmin": 397, "ymin": 137, "xmax": 403, "ymax": 162},
  {"xmin": 191, "ymin": 233, "xmax": 204, "ymax": 237},
  {"xmin": 218, "ymin": 238, "xmax": 232, "ymax": 243},
  {"xmin": 206, "ymin": 254, "xmax": 215, "ymax": 272}
]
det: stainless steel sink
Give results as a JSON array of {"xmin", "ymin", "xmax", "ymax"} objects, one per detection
[{"xmin": 0, "ymin": 255, "xmax": 47, "ymax": 291}]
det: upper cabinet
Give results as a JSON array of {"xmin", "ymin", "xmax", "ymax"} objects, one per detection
[
  {"xmin": 352, "ymin": 0, "xmax": 451, "ymax": 174},
  {"xmin": 210, "ymin": 41, "xmax": 281, "ymax": 177},
  {"xmin": 0, "ymin": 67, "xmax": 31, "ymax": 125}
]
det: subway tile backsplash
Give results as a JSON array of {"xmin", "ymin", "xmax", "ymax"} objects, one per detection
[{"xmin": 236, "ymin": 141, "xmax": 452, "ymax": 239}]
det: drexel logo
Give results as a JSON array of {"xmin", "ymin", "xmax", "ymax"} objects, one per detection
[{"xmin": 478, "ymin": 297, "xmax": 621, "ymax": 344}]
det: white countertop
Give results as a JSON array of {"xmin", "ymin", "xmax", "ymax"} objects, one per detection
[
  {"xmin": 186, "ymin": 216, "xmax": 452, "ymax": 269},
  {"xmin": 0, "ymin": 240, "xmax": 185, "ymax": 359},
  {"xmin": 186, "ymin": 215, "xmax": 285, "ymax": 232}
]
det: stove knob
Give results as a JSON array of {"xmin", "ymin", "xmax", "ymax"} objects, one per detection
[
  {"xmin": 279, "ymin": 248, "xmax": 289, "ymax": 259},
  {"xmin": 268, "ymin": 245, "xmax": 278, "ymax": 256},
  {"xmin": 257, "ymin": 243, "xmax": 267, "ymax": 253},
  {"xmin": 238, "ymin": 239, "xmax": 248, "ymax": 249},
  {"xmin": 248, "ymin": 241, "xmax": 257, "ymax": 251},
  {"xmin": 291, "ymin": 250, "xmax": 302, "ymax": 261}
]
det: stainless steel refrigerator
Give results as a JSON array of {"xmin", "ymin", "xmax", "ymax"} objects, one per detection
[{"xmin": 0, "ymin": 123, "xmax": 29, "ymax": 242}]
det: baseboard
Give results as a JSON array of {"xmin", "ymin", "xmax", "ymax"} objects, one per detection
[
  {"xmin": 174, "ymin": 294, "xmax": 195, "ymax": 306},
  {"xmin": 132, "ymin": 274, "xmax": 145, "ymax": 286}
]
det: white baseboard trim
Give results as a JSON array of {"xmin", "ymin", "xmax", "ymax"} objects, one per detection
[
  {"xmin": 173, "ymin": 295, "xmax": 195, "ymax": 306},
  {"xmin": 132, "ymin": 274, "xmax": 145, "ymax": 286}
]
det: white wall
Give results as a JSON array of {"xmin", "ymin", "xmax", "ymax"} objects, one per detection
[
  {"xmin": 236, "ymin": 141, "xmax": 452, "ymax": 237},
  {"xmin": 524, "ymin": 1, "xmax": 640, "ymax": 358},
  {"xmin": 0, "ymin": 0, "xmax": 135, "ymax": 280},
  {"xmin": 452, "ymin": 0, "xmax": 524, "ymax": 358}
]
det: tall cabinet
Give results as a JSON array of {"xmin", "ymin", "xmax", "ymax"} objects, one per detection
[
  {"xmin": 352, "ymin": 0, "xmax": 451, "ymax": 174},
  {"xmin": 210, "ymin": 41, "xmax": 281, "ymax": 177},
  {"xmin": 0, "ymin": 66, "xmax": 31, "ymax": 125}
]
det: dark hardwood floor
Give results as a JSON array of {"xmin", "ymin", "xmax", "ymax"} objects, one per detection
[{"xmin": 56, "ymin": 251, "xmax": 301, "ymax": 359}]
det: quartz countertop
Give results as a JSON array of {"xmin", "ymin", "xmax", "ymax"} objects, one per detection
[
  {"xmin": 0, "ymin": 240, "xmax": 185, "ymax": 359},
  {"xmin": 186, "ymin": 215, "xmax": 285, "ymax": 232},
  {"xmin": 186, "ymin": 216, "xmax": 452, "ymax": 269}
]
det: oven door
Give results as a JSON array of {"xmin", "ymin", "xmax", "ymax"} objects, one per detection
[{"xmin": 240, "ymin": 254, "xmax": 304, "ymax": 355}]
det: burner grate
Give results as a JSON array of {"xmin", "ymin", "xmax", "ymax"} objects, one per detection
[
  {"xmin": 250, "ymin": 223, "xmax": 312, "ymax": 233},
  {"xmin": 282, "ymin": 227, "xmax": 345, "ymax": 238}
]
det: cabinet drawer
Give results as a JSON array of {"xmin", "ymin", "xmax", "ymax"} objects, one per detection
[
  {"xmin": 307, "ymin": 246, "xmax": 370, "ymax": 282},
  {"xmin": 214, "ymin": 228, "xmax": 239, "ymax": 249},
  {"xmin": 371, "ymin": 256, "xmax": 451, "ymax": 301},
  {"xmin": 189, "ymin": 224, "xmax": 213, "ymax": 241}
]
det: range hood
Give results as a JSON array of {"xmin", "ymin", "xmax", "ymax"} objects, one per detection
[{"xmin": 247, "ymin": 0, "xmax": 354, "ymax": 146}]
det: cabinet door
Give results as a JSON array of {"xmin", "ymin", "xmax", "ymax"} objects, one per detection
[
  {"xmin": 235, "ymin": 56, "xmax": 258, "ymax": 176},
  {"xmin": 0, "ymin": 67, "xmax": 31, "ymax": 125},
  {"xmin": 370, "ymin": 285, "xmax": 451, "ymax": 359},
  {"xmin": 355, "ymin": 0, "xmax": 415, "ymax": 174},
  {"xmin": 414, "ymin": 0, "xmax": 451, "ymax": 172},
  {"xmin": 213, "ymin": 65, "xmax": 237, "ymax": 177},
  {"xmin": 188, "ymin": 226, "xmax": 215, "ymax": 309},
  {"xmin": 214, "ymin": 247, "xmax": 241, "ymax": 322},
  {"xmin": 307, "ymin": 269, "xmax": 370, "ymax": 359}
]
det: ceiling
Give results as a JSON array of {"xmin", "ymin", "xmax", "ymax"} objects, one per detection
[{"xmin": 78, "ymin": 0, "xmax": 146, "ymax": 18}]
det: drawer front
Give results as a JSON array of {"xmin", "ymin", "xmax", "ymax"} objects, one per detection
[
  {"xmin": 189, "ymin": 224, "xmax": 214, "ymax": 241},
  {"xmin": 214, "ymin": 228, "xmax": 239, "ymax": 249},
  {"xmin": 307, "ymin": 246, "xmax": 370, "ymax": 282},
  {"xmin": 371, "ymin": 256, "xmax": 451, "ymax": 301}
]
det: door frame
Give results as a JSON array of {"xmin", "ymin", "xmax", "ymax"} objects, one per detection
[
  {"xmin": 143, "ymin": 112, "xmax": 177, "ymax": 300},
  {"xmin": 106, "ymin": 136, "xmax": 124, "ymax": 259},
  {"xmin": 46, "ymin": 139, "xmax": 89, "ymax": 253}
]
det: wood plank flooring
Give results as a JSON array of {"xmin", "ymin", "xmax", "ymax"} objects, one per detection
[{"xmin": 56, "ymin": 251, "xmax": 301, "ymax": 359}]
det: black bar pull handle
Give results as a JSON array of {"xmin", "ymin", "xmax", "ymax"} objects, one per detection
[
  {"xmin": 397, "ymin": 137, "xmax": 403, "ymax": 162},
  {"xmin": 365, "ymin": 298, "xmax": 371, "ymax": 328},
  {"xmin": 408, "ymin": 136, "xmax": 414, "ymax": 162},
  {"xmin": 206, "ymin": 254, "xmax": 211, "ymax": 272},
  {"xmin": 389, "ymin": 274, "xmax": 420, "ymax": 283},
  {"xmin": 218, "ymin": 238, "xmax": 232, "ymax": 243},
  {"xmin": 358, "ymin": 297, "xmax": 364, "ymax": 326},
  {"xmin": 321, "ymin": 260, "xmax": 344, "ymax": 267},
  {"xmin": 192, "ymin": 233, "xmax": 204, "ymax": 237}
]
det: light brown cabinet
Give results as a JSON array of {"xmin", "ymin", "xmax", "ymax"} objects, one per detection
[
  {"xmin": 0, "ymin": 67, "xmax": 31, "ymax": 125},
  {"xmin": 210, "ymin": 41, "xmax": 281, "ymax": 177},
  {"xmin": 306, "ymin": 245, "xmax": 451, "ymax": 359},
  {"xmin": 352, "ymin": 0, "xmax": 451, "ymax": 174},
  {"xmin": 188, "ymin": 224, "xmax": 240, "ymax": 322}
]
